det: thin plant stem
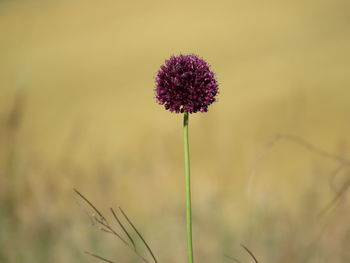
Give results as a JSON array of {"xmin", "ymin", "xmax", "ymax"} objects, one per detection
[
  {"xmin": 110, "ymin": 208, "xmax": 136, "ymax": 251},
  {"xmin": 85, "ymin": 251, "xmax": 116, "ymax": 263},
  {"xmin": 183, "ymin": 112, "xmax": 194, "ymax": 263},
  {"xmin": 118, "ymin": 207, "xmax": 158, "ymax": 263}
]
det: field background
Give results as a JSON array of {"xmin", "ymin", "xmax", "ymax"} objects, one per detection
[{"xmin": 1, "ymin": 0, "xmax": 350, "ymax": 262}]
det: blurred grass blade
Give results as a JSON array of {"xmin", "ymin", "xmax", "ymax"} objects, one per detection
[
  {"xmin": 119, "ymin": 207, "xmax": 158, "ymax": 263},
  {"xmin": 85, "ymin": 251, "xmax": 116, "ymax": 263}
]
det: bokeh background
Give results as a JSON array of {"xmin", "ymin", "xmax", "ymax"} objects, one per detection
[{"xmin": 1, "ymin": 0, "xmax": 350, "ymax": 262}]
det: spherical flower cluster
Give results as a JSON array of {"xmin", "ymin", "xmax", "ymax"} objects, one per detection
[{"xmin": 155, "ymin": 54, "xmax": 218, "ymax": 113}]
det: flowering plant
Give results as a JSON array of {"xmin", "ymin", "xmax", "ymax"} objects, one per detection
[{"xmin": 155, "ymin": 54, "xmax": 218, "ymax": 263}]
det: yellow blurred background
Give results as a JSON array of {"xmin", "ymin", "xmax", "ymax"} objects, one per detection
[{"xmin": 1, "ymin": 0, "xmax": 350, "ymax": 262}]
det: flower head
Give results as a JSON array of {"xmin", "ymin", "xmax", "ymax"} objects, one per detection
[{"xmin": 155, "ymin": 54, "xmax": 218, "ymax": 113}]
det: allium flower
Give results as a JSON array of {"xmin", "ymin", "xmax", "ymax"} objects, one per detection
[{"xmin": 155, "ymin": 54, "xmax": 218, "ymax": 113}]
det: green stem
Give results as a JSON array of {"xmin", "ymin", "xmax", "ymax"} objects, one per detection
[{"xmin": 183, "ymin": 112, "xmax": 194, "ymax": 263}]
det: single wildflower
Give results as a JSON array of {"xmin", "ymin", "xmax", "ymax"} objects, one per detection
[{"xmin": 155, "ymin": 54, "xmax": 219, "ymax": 263}]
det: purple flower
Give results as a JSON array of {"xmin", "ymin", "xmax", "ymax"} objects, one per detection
[{"xmin": 155, "ymin": 54, "xmax": 219, "ymax": 113}]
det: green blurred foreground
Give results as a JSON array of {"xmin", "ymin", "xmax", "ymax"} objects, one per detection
[{"xmin": 1, "ymin": 0, "xmax": 350, "ymax": 262}]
